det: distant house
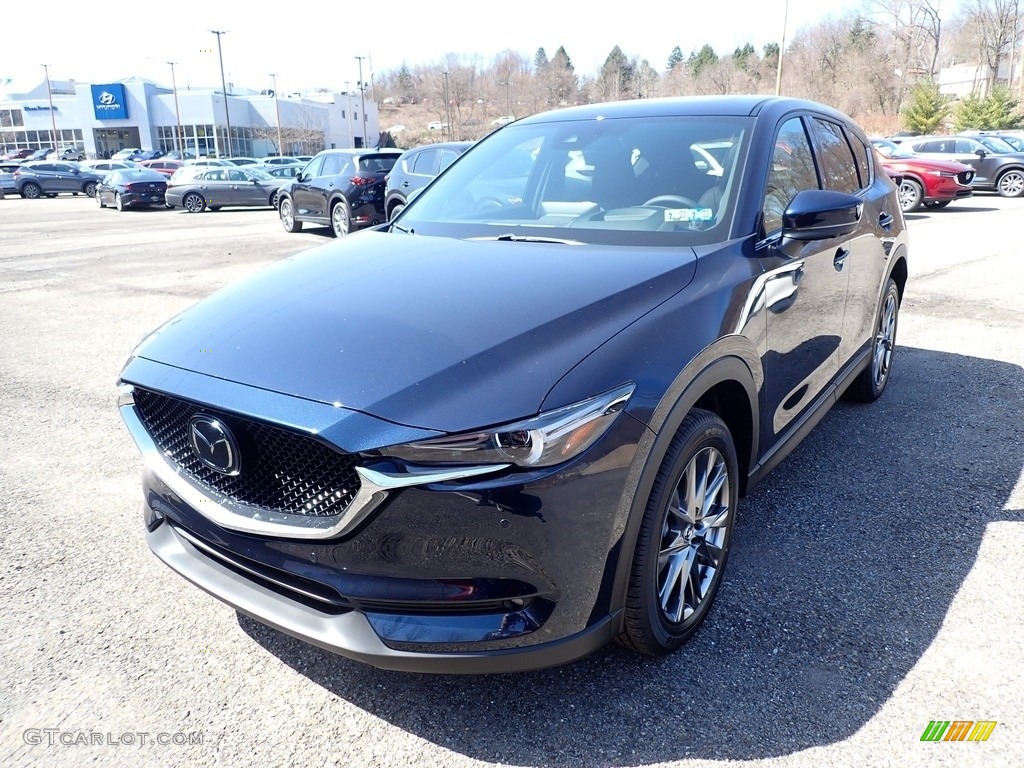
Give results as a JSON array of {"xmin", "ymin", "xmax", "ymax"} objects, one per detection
[{"xmin": 937, "ymin": 61, "xmax": 1013, "ymax": 97}]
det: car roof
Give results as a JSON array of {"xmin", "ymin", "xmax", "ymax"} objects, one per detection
[
  {"xmin": 315, "ymin": 148, "xmax": 403, "ymax": 156},
  {"xmin": 516, "ymin": 96, "xmax": 852, "ymax": 124},
  {"xmin": 410, "ymin": 141, "xmax": 473, "ymax": 152}
]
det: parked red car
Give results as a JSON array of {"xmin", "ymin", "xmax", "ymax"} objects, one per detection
[
  {"xmin": 871, "ymin": 137, "xmax": 974, "ymax": 212},
  {"xmin": 138, "ymin": 159, "xmax": 184, "ymax": 178},
  {"xmin": 1, "ymin": 148, "xmax": 35, "ymax": 161}
]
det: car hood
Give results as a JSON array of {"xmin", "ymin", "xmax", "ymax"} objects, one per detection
[
  {"xmin": 132, "ymin": 231, "xmax": 697, "ymax": 433},
  {"xmin": 880, "ymin": 156, "xmax": 973, "ymax": 174}
]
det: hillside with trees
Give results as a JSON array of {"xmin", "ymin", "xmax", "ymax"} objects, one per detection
[{"xmin": 372, "ymin": 0, "xmax": 1023, "ymax": 146}]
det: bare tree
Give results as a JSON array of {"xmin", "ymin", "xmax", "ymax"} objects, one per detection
[{"xmin": 965, "ymin": 0, "xmax": 1021, "ymax": 92}]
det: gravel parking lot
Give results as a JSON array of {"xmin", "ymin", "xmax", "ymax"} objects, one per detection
[{"xmin": 1, "ymin": 195, "xmax": 1021, "ymax": 768}]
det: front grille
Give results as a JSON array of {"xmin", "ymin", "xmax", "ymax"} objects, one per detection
[
  {"xmin": 133, "ymin": 388, "xmax": 360, "ymax": 517},
  {"xmin": 958, "ymin": 171, "xmax": 975, "ymax": 185}
]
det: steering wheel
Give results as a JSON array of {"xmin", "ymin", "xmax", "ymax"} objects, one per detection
[{"xmin": 643, "ymin": 195, "xmax": 700, "ymax": 208}]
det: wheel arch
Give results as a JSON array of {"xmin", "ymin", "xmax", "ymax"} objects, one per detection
[{"xmin": 607, "ymin": 346, "xmax": 761, "ymax": 623}]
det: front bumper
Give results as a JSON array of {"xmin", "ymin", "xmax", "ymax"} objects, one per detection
[
  {"xmin": 147, "ymin": 517, "xmax": 618, "ymax": 673},
  {"xmin": 121, "ymin": 364, "xmax": 647, "ymax": 672}
]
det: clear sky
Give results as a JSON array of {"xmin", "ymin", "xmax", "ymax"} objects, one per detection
[{"xmin": 2, "ymin": 0, "xmax": 865, "ymax": 94}]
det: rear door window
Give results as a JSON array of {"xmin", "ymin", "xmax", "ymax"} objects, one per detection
[
  {"xmin": 811, "ymin": 118, "xmax": 862, "ymax": 194},
  {"xmin": 411, "ymin": 149, "xmax": 439, "ymax": 176}
]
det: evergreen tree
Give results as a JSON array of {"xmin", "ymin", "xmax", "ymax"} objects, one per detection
[
  {"xmin": 732, "ymin": 43, "xmax": 756, "ymax": 70},
  {"xmin": 902, "ymin": 80, "xmax": 949, "ymax": 134},
  {"xmin": 688, "ymin": 44, "xmax": 718, "ymax": 76},
  {"xmin": 601, "ymin": 46, "xmax": 635, "ymax": 100},
  {"xmin": 397, "ymin": 63, "xmax": 414, "ymax": 103},
  {"xmin": 534, "ymin": 47, "xmax": 549, "ymax": 73},
  {"xmin": 667, "ymin": 46, "xmax": 684, "ymax": 71},
  {"xmin": 554, "ymin": 46, "xmax": 574, "ymax": 73}
]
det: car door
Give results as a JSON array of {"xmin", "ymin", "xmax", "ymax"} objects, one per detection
[
  {"xmin": 953, "ymin": 138, "xmax": 998, "ymax": 186},
  {"xmin": 291, "ymin": 155, "xmax": 326, "ymax": 218},
  {"xmin": 406, "ymin": 148, "xmax": 440, "ymax": 197},
  {"xmin": 808, "ymin": 117, "xmax": 890, "ymax": 368},
  {"xmin": 29, "ymin": 163, "xmax": 59, "ymax": 192},
  {"xmin": 756, "ymin": 115, "xmax": 852, "ymax": 441},
  {"xmin": 226, "ymin": 168, "xmax": 256, "ymax": 205},
  {"xmin": 199, "ymin": 169, "xmax": 231, "ymax": 206}
]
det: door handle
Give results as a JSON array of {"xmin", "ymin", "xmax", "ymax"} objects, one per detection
[
  {"xmin": 879, "ymin": 211, "xmax": 894, "ymax": 230},
  {"xmin": 834, "ymin": 247, "xmax": 850, "ymax": 270},
  {"xmin": 401, "ymin": 181, "xmax": 410, "ymax": 187}
]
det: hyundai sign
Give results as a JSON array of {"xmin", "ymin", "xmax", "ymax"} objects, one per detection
[{"xmin": 91, "ymin": 84, "xmax": 128, "ymax": 120}]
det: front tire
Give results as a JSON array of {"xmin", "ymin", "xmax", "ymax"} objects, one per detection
[
  {"xmin": 83, "ymin": 182, "xmax": 97, "ymax": 197},
  {"xmin": 847, "ymin": 278, "xmax": 900, "ymax": 403},
  {"xmin": 924, "ymin": 200, "xmax": 951, "ymax": 209},
  {"xmin": 619, "ymin": 409, "xmax": 738, "ymax": 656},
  {"xmin": 183, "ymin": 192, "xmax": 205, "ymax": 213},
  {"xmin": 996, "ymin": 169, "xmax": 1024, "ymax": 198},
  {"xmin": 96, "ymin": 191, "xmax": 105, "ymax": 208},
  {"xmin": 279, "ymin": 197, "xmax": 302, "ymax": 232},
  {"xmin": 897, "ymin": 179, "xmax": 923, "ymax": 213},
  {"xmin": 330, "ymin": 199, "xmax": 351, "ymax": 237}
]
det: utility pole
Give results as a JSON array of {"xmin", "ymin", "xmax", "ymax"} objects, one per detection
[
  {"xmin": 210, "ymin": 30, "xmax": 232, "ymax": 156},
  {"xmin": 442, "ymin": 71, "xmax": 451, "ymax": 141},
  {"xmin": 168, "ymin": 61, "xmax": 184, "ymax": 157},
  {"xmin": 269, "ymin": 73, "xmax": 284, "ymax": 156},
  {"xmin": 499, "ymin": 79, "xmax": 511, "ymax": 118},
  {"xmin": 775, "ymin": 0, "xmax": 790, "ymax": 96},
  {"xmin": 41, "ymin": 64, "xmax": 59, "ymax": 152},
  {"xmin": 355, "ymin": 56, "xmax": 369, "ymax": 148}
]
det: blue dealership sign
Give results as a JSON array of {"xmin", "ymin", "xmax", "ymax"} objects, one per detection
[{"xmin": 91, "ymin": 84, "xmax": 128, "ymax": 120}]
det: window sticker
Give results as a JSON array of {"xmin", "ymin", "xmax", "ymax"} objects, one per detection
[{"xmin": 664, "ymin": 207, "xmax": 713, "ymax": 222}]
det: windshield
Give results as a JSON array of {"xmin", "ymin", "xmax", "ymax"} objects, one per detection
[
  {"xmin": 977, "ymin": 136, "xmax": 1016, "ymax": 153},
  {"xmin": 995, "ymin": 134, "xmax": 1024, "ymax": 151},
  {"xmin": 394, "ymin": 115, "xmax": 751, "ymax": 246}
]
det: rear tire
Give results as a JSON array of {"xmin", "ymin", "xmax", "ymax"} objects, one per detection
[
  {"xmin": 114, "ymin": 193, "xmax": 125, "ymax": 212},
  {"xmin": 388, "ymin": 202, "xmax": 405, "ymax": 222},
  {"xmin": 618, "ymin": 409, "xmax": 738, "ymax": 656},
  {"xmin": 183, "ymin": 192, "xmax": 205, "ymax": 213},
  {"xmin": 846, "ymin": 278, "xmax": 900, "ymax": 403},
  {"xmin": 330, "ymin": 199, "xmax": 351, "ymax": 237},
  {"xmin": 279, "ymin": 197, "xmax": 302, "ymax": 232}
]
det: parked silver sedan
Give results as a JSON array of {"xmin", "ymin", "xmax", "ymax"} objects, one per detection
[{"xmin": 165, "ymin": 167, "xmax": 289, "ymax": 212}]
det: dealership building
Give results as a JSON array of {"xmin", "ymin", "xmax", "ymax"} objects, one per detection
[{"xmin": 0, "ymin": 77, "xmax": 380, "ymax": 159}]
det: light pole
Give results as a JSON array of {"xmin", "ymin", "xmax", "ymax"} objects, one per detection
[
  {"xmin": 499, "ymin": 79, "xmax": 511, "ymax": 118},
  {"xmin": 168, "ymin": 61, "xmax": 184, "ymax": 157},
  {"xmin": 355, "ymin": 56, "xmax": 368, "ymax": 148},
  {"xmin": 775, "ymin": 0, "xmax": 789, "ymax": 96},
  {"xmin": 210, "ymin": 30, "xmax": 233, "ymax": 156},
  {"xmin": 269, "ymin": 73, "xmax": 284, "ymax": 156},
  {"xmin": 41, "ymin": 64, "xmax": 59, "ymax": 152},
  {"xmin": 442, "ymin": 71, "xmax": 451, "ymax": 141}
]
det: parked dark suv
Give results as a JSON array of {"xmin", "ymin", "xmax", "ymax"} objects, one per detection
[
  {"xmin": 904, "ymin": 134, "xmax": 1024, "ymax": 197},
  {"xmin": 14, "ymin": 161, "xmax": 104, "ymax": 198},
  {"xmin": 118, "ymin": 96, "xmax": 908, "ymax": 673},
  {"xmin": 277, "ymin": 149, "xmax": 403, "ymax": 236},
  {"xmin": 384, "ymin": 141, "xmax": 472, "ymax": 221}
]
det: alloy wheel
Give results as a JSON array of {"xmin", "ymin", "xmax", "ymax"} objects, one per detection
[
  {"xmin": 657, "ymin": 446, "xmax": 731, "ymax": 624},
  {"xmin": 997, "ymin": 170, "xmax": 1024, "ymax": 197},
  {"xmin": 873, "ymin": 290, "xmax": 898, "ymax": 388},
  {"xmin": 331, "ymin": 202, "xmax": 350, "ymax": 237}
]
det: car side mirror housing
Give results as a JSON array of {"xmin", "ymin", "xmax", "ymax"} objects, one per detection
[
  {"xmin": 295, "ymin": 172, "xmax": 305, "ymax": 182},
  {"xmin": 975, "ymin": 149, "xmax": 986, "ymax": 157},
  {"xmin": 781, "ymin": 189, "xmax": 862, "ymax": 241}
]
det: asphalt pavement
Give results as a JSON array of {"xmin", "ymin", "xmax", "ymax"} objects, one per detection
[{"xmin": 0, "ymin": 195, "xmax": 1021, "ymax": 768}]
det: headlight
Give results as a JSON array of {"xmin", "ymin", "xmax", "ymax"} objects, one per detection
[
  {"xmin": 381, "ymin": 383, "xmax": 635, "ymax": 468},
  {"xmin": 926, "ymin": 170, "xmax": 958, "ymax": 178}
]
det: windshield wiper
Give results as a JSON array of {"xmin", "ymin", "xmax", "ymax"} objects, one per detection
[
  {"xmin": 391, "ymin": 223, "xmax": 415, "ymax": 234},
  {"xmin": 491, "ymin": 233, "xmax": 584, "ymax": 245}
]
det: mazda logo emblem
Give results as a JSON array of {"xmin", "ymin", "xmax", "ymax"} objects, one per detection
[{"xmin": 188, "ymin": 415, "xmax": 241, "ymax": 475}]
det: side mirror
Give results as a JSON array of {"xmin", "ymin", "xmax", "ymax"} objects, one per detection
[
  {"xmin": 781, "ymin": 189, "xmax": 862, "ymax": 241},
  {"xmin": 295, "ymin": 172, "xmax": 305, "ymax": 183},
  {"xmin": 975, "ymin": 149, "xmax": 986, "ymax": 158},
  {"xmin": 251, "ymin": 178, "xmax": 260, "ymax": 184}
]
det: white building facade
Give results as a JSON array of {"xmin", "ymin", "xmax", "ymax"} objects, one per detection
[{"xmin": 0, "ymin": 78, "xmax": 379, "ymax": 159}]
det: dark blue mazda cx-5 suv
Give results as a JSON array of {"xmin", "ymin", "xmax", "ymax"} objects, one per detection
[{"xmin": 118, "ymin": 96, "xmax": 908, "ymax": 673}]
